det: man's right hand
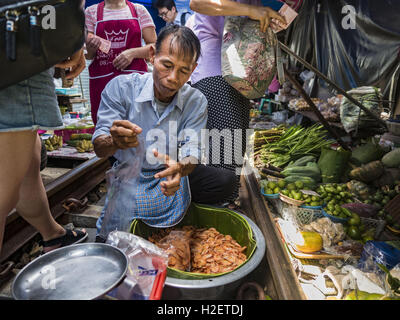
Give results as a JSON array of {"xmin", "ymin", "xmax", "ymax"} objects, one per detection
[{"xmin": 110, "ymin": 120, "xmax": 143, "ymax": 150}]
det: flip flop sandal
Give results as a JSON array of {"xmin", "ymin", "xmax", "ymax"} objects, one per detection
[{"xmin": 40, "ymin": 228, "xmax": 88, "ymax": 252}]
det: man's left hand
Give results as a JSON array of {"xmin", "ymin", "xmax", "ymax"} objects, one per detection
[
  {"xmin": 113, "ymin": 49, "xmax": 134, "ymax": 70},
  {"xmin": 153, "ymin": 150, "xmax": 183, "ymax": 197}
]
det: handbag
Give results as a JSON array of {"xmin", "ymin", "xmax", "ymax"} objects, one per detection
[
  {"xmin": 221, "ymin": 16, "xmax": 277, "ymax": 99},
  {"xmin": 0, "ymin": 0, "xmax": 85, "ymax": 90}
]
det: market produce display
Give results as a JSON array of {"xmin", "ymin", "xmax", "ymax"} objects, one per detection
[
  {"xmin": 259, "ymin": 124, "xmax": 331, "ymax": 168},
  {"xmin": 288, "ymin": 97, "xmax": 323, "ymax": 111},
  {"xmin": 66, "ymin": 133, "xmax": 94, "ymax": 153},
  {"xmin": 255, "ymin": 117, "xmax": 400, "ymax": 300},
  {"xmin": 44, "ymin": 135, "xmax": 63, "ymax": 151},
  {"xmin": 149, "ymin": 226, "xmax": 247, "ymax": 274}
]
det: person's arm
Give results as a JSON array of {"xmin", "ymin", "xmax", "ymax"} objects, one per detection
[
  {"xmin": 93, "ymin": 120, "xmax": 142, "ymax": 158},
  {"xmin": 84, "ymin": 6, "xmax": 99, "ymax": 60},
  {"xmin": 189, "ymin": 0, "xmax": 286, "ymax": 32},
  {"xmin": 113, "ymin": 26, "xmax": 156, "ymax": 70},
  {"xmin": 85, "ymin": 32, "xmax": 101, "ymax": 60},
  {"xmin": 55, "ymin": 48, "xmax": 86, "ymax": 79},
  {"xmin": 92, "ymin": 76, "xmax": 142, "ymax": 158}
]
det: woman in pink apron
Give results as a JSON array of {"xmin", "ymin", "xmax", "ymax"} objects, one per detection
[{"xmin": 85, "ymin": 0, "xmax": 156, "ymax": 124}]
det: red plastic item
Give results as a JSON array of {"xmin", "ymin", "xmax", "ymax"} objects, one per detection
[{"xmin": 149, "ymin": 257, "xmax": 167, "ymax": 300}]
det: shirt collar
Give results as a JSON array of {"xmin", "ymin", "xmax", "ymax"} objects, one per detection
[{"xmin": 135, "ymin": 73, "xmax": 184, "ymax": 111}]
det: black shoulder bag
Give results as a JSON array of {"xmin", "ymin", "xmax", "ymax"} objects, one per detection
[{"xmin": 0, "ymin": 0, "xmax": 85, "ymax": 90}]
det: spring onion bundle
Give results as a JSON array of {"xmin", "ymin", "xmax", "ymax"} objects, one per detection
[{"xmin": 260, "ymin": 124, "xmax": 332, "ymax": 168}]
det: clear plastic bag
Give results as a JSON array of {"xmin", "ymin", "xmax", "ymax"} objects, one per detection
[
  {"xmin": 98, "ymin": 138, "xmax": 145, "ymax": 240},
  {"xmin": 155, "ymin": 230, "xmax": 193, "ymax": 272},
  {"xmin": 105, "ymin": 231, "xmax": 169, "ymax": 300}
]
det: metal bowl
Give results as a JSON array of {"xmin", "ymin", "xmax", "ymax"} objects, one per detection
[
  {"xmin": 161, "ymin": 214, "xmax": 266, "ymax": 300},
  {"xmin": 12, "ymin": 243, "xmax": 128, "ymax": 300}
]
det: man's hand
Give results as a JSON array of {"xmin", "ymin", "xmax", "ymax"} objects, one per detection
[
  {"xmin": 110, "ymin": 120, "xmax": 142, "ymax": 150},
  {"xmin": 248, "ymin": 6, "xmax": 287, "ymax": 33},
  {"xmin": 113, "ymin": 49, "xmax": 135, "ymax": 70},
  {"xmin": 153, "ymin": 150, "xmax": 183, "ymax": 197},
  {"xmin": 55, "ymin": 48, "xmax": 86, "ymax": 79}
]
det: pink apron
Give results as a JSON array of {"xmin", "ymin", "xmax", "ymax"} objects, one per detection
[{"xmin": 88, "ymin": 1, "xmax": 148, "ymax": 124}]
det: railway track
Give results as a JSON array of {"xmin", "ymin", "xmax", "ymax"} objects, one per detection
[
  {"xmin": 0, "ymin": 156, "xmax": 110, "ymax": 265},
  {"xmin": 0, "ymin": 156, "xmax": 298, "ymax": 300}
]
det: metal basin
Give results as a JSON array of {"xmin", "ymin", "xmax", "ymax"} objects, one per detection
[
  {"xmin": 162, "ymin": 214, "xmax": 266, "ymax": 300},
  {"xmin": 12, "ymin": 243, "xmax": 128, "ymax": 300}
]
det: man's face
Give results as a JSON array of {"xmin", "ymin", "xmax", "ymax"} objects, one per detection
[
  {"xmin": 158, "ymin": 6, "xmax": 176, "ymax": 23},
  {"xmin": 150, "ymin": 36, "xmax": 197, "ymax": 103}
]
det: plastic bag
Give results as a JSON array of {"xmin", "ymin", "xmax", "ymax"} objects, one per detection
[
  {"xmin": 152, "ymin": 230, "xmax": 193, "ymax": 272},
  {"xmin": 271, "ymin": 110, "xmax": 288, "ymax": 124},
  {"xmin": 104, "ymin": 231, "xmax": 168, "ymax": 300},
  {"xmin": 98, "ymin": 138, "xmax": 145, "ymax": 240},
  {"xmin": 340, "ymin": 86, "xmax": 383, "ymax": 133},
  {"xmin": 221, "ymin": 17, "xmax": 276, "ymax": 99},
  {"xmin": 317, "ymin": 146, "xmax": 351, "ymax": 183}
]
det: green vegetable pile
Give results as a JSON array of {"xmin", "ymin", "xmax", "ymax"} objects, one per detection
[
  {"xmin": 363, "ymin": 185, "xmax": 400, "ymax": 227},
  {"xmin": 260, "ymin": 124, "xmax": 331, "ymax": 168},
  {"xmin": 316, "ymin": 183, "xmax": 354, "ymax": 208}
]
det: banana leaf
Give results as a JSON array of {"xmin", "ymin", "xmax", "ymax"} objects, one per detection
[{"xmin": 130, "ymin": 203, "xmax": 257, "ymax": 280}]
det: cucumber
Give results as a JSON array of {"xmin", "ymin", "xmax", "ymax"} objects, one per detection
[
  {"xmin": 70, "ymin": 133, "xmax": 93, "ymax": 141},
  {"xmin": 284, "ymin": 176, "xmax": 316, "ymax": 189}
]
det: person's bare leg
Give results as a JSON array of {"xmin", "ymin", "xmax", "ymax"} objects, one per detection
[
  {"xmin": 0, "ymin": 132, "xmax": 84, "ymax": 255},
  {"xmin": 0, "ymin": 130, "xmax": 39, "ymax": 253},
  {"xmin": 16, "ymin": 135, "xmax": 66, "ymax": 241}
]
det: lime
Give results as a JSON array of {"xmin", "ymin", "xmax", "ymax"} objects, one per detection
[
  {"xmin": 348, "ymin": 226, "xmax": 362, "ymax": 240},
  {"xmin": 277, "ymin": 180, "xmax": 286, "ymax": 189},
  {"xmin": 295, "ymin": 181, "xmax": 304, "ymax": 189},
  {"xmin": 266, "ymin": 188, "xmax": 274, "ymax": 195},
  {"xmin": 273, "ymin": 187, "xmax": 280, "ymax": 194},
  {"xmin": 287, "ymin": 183, "xmax": 296, "ymax": 191},
  {"xmin": 310, "ymin": 201, "xmax": 320, "ymax": 207},
  {"xmin": 267, "ymin": 181, "xmax": 277, "ymax": 190},
  {"xmin": 293, "ymin": 192, "xmax": 302, "ymax": 200},
  {"xmin": 348, "ymin": 213, "xmax": 361, "ymax": 226},
  {"xmin": 281, "ymin": 189, "xmax": 289, "ymax": 196}
]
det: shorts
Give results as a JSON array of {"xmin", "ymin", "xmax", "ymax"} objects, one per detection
[{"xmin": 0, "ymin": 68, "xmax": 63, "ymax": 132}]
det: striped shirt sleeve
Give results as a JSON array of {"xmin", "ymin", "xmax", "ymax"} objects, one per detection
[
  {"xmin": 85, "ymin": 5, "xmax": 97, "ymax": 33},
  {"xmin": 134, "ymin": 4, "xmax": 155, "ymax": 29}
]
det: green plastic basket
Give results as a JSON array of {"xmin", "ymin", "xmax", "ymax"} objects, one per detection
[{"xmin": 130, "ymin": 203, "xmax": 257, "ymax": 280}]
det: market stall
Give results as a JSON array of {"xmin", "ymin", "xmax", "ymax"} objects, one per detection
[
  {"xmin": 244, "ymin": 0, "xmax": 400, "ymax": 299},
  {"xmin": 248, "ymin": 64, "xmax": 400, "ymax": 301}
]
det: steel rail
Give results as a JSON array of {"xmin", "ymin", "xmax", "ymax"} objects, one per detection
[{"xmin": 0, "ymin": 156, "xmax": 110, "ymax": 264}]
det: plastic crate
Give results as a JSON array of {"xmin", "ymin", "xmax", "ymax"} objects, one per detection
[{"xmin": 295, "ymin": 206, "xmax": 324, "ymax": 226}]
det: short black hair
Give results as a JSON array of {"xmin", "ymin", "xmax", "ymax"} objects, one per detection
[
  {"xmin": 152, "ymin": 0, "xmax": 176, "ymax": 10},
  {"xmin": 155, "ymin": 24, "xmax": 201, "ymax": 63}
]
